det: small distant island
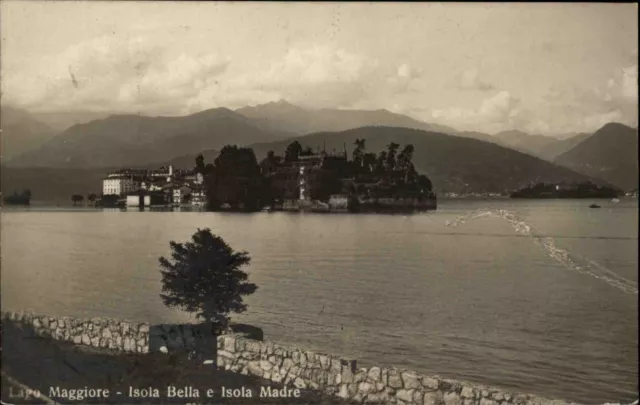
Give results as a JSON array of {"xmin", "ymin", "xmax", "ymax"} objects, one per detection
[
  {"xmin": 3, "ymin": 189, "xmax": 32, "ymax": 205},
  {"xmin": 510, "ymin": 182, "xmax": 619, "ymax": 199}
]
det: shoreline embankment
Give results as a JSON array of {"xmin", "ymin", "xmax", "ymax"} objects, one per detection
[{"xmin": 0, "ymin": 311, "xmax": 599, "ymax": 405}]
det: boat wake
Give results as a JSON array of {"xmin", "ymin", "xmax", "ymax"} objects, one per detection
[{"xmin": 445, "ymin": 209, "xmax": 638, "ymax": 295}]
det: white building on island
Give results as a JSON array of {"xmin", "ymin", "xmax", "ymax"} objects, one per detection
[
  {"xmin": 102, "ymin": 165, "xmax": 175, "ymax": 196},
  {"xmin": 102, "ymin": 176, "xmax": 139, "ymax": 196}
]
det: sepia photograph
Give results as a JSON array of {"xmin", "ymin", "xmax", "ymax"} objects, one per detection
[{"xmin": 0, "ymin": 2, "xmax": 638, "ymax": 405}]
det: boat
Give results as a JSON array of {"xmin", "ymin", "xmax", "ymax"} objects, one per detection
[
  {"xmin": 611, "ymin": 198, "xmax": 620, "ymax": 203},
  {"xmin": 589, "ymin": 204, "xmax": 601, "ymax": 208}
]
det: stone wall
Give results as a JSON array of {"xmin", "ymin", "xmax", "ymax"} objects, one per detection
[
  {"xmin": 216, "ymin": 334, "xmax": 579, "ymax": 405},
  {"xmin": 1, "ymin": 312, "xmax": 579, "ymax": 405},
  {"xmin": 0, "ymin": 311, "xmax": 227, "ymax": 355},
  {"xmin": 2, "ymin": 311, "xmax": 150, "ymax": 353}
]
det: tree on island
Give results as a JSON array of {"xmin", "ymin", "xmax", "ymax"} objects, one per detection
[
  {"xmin": 195, "ymin": 153, "xmax": 206, "ymax": 174},
  {"xmin": 200, "ymin": 146, "xmax": 268, "ymax": 211},
  {"xmin": 284, "ymin": 141, "xmax": 303, "ymax": 162},
  {"xmin": 71, "ymin": 194, "xmax": 84, "ymax": 206},
  {"xmin": 87, "ymin": 193, "xmax": 97, "ymax": 206},
  {"xmin": 194, "ymin": 138, "xmax": 434, "ymax": 210},
  {"xmin": 352, "ymin": 138, "xmax": 368, "ymax": 175},
  {"xmin": 259, "ymin": 150, "xmax": 282, "ymax": 176},
  {"xmin": 158, "ymin": 228, "xmax": 258, "ymax": 334},
  {"xmin": 375, "ymin": 151, "xmax": 388, "ymax": 174},
  {"xmin": 362, "ymin": 152, "xmax": 377, "ymax": 173},
  {"xmin": 386, "ymin": 142, "xmax": 400, "ymax": 171}
]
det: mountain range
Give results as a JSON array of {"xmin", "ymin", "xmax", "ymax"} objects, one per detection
[
  {"xmin": 4, "ymin": 107, "xmax": 290, "ymax": 168},
  {"xmin": 235, "ymin": 101, "xmax": 580, "ymax": 159},
  {"xmin": 1, "ymin": 106, "xmax": 56, "ymax": 161},
  {"xmin": 2, "ymin": 101, "xmax": 606, "ymax": 166},
  {"xmin": 169, "ymin": 126, "xmax": 603, "ymax": 195},
  {"xmin": 1, "ymin": 101, "xmax": 636, "ymax": 201},
  {"xmin": 29, "ymin": 110, "xmax": 113, "ymax": 133},
  {"xmin": 236, "ymin": 99, "xmax": 458, "ymax": 135},
  {"xmin": 554, "ymin": 122, "xmax": 638, "ymax": 191},
  {"xmin": 493, "ymin": 130, "xmax": 560, "ymax": 158}
]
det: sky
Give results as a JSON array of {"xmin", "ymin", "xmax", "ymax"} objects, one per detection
[{"xmin": 1, "ymin": 2, "xmax": 637, "ymax": 135}]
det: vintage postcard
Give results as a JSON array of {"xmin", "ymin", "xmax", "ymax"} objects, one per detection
[{"xmin": 1, "ymin": 2, "xmax": 638, "ymax": 405}]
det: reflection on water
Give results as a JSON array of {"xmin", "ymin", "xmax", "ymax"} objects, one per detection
[{"xmin": 1, "ymin": 199, "xmax": 638, "ymax": 404}]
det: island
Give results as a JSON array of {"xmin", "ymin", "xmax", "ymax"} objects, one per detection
[
  {"xmin": 510, "ymin": 182, "xmax": 619, "ymax": 199},
  {"xmin": 199, "ymin": 139, "xmax": 437, "ymax": 213},
  {"xmin": 94, "ymin": 139, "xmax": 438, "ymax": 213},
  {"xmin": 3, "ymin": 189, "xmax": 32, "ymax": 206}
]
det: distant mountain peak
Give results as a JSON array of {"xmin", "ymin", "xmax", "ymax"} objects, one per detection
[
  {"xmin": 237, "ymin": 99, "xmax": 306, "ymax": 112},
  {"xmin": 273, "ymin": 98, "xmax": 293, "ymax": 105},
  {"xmin": 191, "ymin": 106, "xmax": 236, "ymax": 116},
  {"xmin": 495, "ymin": 129, "xmax": 534, "ymax": 137},
  {"xmin": 598, "ymin": 122, "xmax": 636, "ymax": 132},
  {"xmin": 556, "ymin": 120, "xmax": 638, "ymax": 191},
  {"xmin": 258, "ymin": 99, "xmax": 299, "ymax": 108}
]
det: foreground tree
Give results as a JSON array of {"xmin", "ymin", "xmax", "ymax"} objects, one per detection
[{"xmin": 159, "ymin": 228, "xmax": 258, "ymax": 333}]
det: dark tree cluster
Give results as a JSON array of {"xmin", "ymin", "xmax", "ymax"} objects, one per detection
[
  {"xmin": 197, "ymin": 146, "xmax": 269, "ymax": 211},
  {"xmin": 87, "ymin": 193, "xmax": 97, "ymax": 206},
  {"xmin": 4, "ymin": 189, "xmax": 32, "ymax": 205},
  {"xmin": 71, "ymin": 194, "xmax": 84, "ymax": 206},
  {"xmin": 196, "ymin": 138, "xmax": 435, "ymax": 211},
  {"xmin": 350, "ymin": 139, "xmax": 433, "ymax": 196}
]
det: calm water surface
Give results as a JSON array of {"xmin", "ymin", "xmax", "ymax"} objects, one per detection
[{"xmin": 1, "ymin": 199, "xmax": 638, "ymax": 404}]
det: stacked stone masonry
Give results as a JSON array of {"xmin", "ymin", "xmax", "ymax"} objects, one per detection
[
  {"xmin": 2, "ymin": 311, "xmax": 150, "ymax": 353},
  {"xmin": 1, "ymin": 312, "xmax": 580, "ymax": 405},
  {"xmin": 216, "ymin": 334, "xmax": 580, "ymax": 405}
]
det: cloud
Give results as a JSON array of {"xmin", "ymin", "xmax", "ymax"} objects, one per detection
[
  {"xmin": 431, "ymin": 91, "xmax": 521, "ymax": 133},
  {"xmin": 3, "ymin": 31, "xmax": 432, "ymax": 115},
  {"xmin": 458, "ymin": 67, "xmax": 494, "ymax": 91},
  {"xmin": 185, "ymin": 45, "xmax": 412, "ymax": 111},
  {"xmin": 397, "ymin": 64, "xmax": 411, "ymax": 78},
  {"xmin": 2, "ymin": 28, "xmax": 635, "ymax": 136},
  {"xmin": 3, "ymin": 34, "xmax": 229, "ymax": 114},
  {"xmin": 584, "ymin": 110, "xmax": 624, "ymax": 131},
  {"xmin": 239, "ymin": 46, "xmax": 382, "ymax": 109},
  {"xmin": 536, "ymin": 64, "xmax": 638, "ymax": 133},
  {"xmin": 622, "ymin": 65, "xmax": 638, "ymax": 99}
]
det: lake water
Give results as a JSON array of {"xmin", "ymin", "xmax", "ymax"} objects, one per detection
[{"xmin": 1, "ymin": 199, "xmax": 638, "ymax": 404}]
